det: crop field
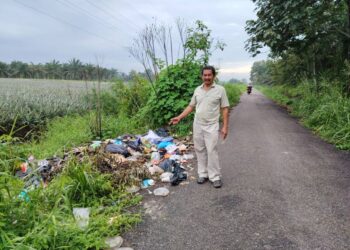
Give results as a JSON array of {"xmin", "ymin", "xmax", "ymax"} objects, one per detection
[{"xmin": 0, "ymin": 78, "xmax": 110, "ymax": 135}]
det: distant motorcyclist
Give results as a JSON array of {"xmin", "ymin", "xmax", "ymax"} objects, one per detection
[{"xmin": 247, "ymin": 83, "xmax": 253, "ymax": 94}]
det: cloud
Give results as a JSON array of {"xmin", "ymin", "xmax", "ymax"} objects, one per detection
[
  {"xmin": 226, "ymin": 22, "xmax": 241, "ymax": 28},
  {"xmin": 220, "ymin": 65, "xmax": 251, "ymax": 74},
  {"xmin": 0, "ymin": 0, "xmax": 266, "ymax": 75}
]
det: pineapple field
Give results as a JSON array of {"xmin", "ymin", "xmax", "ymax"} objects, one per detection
[{"xmin": 0, "ymin": 78, "xmax": 110, "ymax": 136}]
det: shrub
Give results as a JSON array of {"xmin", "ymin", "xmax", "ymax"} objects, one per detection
[{"xmin": 146, "ymin": 61, "xmax": 202, "ymax": 127}]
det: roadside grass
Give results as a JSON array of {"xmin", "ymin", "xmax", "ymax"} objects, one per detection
[
  {"xmin": 0, "ymin": 158, "xmax": 142, "ymax": 249},
  {"xmin": 257, "ymin": 81, "xmax": 350, "ymax": 150},
  {"xmin": 224, "ymin": 83, "xmax": 246, "ymax": 107},
  {"xmin": 23, "ymin": 114, "xmax": 92, "ymax": 159},
  {"xmin": 0, "ymin": 112, "xmax": 148, "ymax": 249}
]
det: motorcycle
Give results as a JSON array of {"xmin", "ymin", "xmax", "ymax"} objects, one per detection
[{"xmin": 247, "ymin": 85, "xmax": 252, "ymax": 95}]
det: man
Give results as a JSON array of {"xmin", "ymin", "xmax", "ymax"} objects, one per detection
[
  {"xmin": 247, "ymin": 83, "xmax": 253, "ymax": 94},
  {"xmin": 170, "ymin": 66, "xmax": 229, "ymax": 188}
]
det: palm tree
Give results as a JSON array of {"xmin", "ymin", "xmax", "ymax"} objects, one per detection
[
  {"xmin": 45, "ymin": 60, "xmax": 61, "ymax": 79},
  {"xmin": 0, "ymin": 62, "xmax": 8, "ymax": 77},
  {"xmin": 83, "ymin": 63, "xmax": 97, "ymax": 80},
  {"xmin": 65, "ymin": 58, "xmax": 83, "ymax": 80},
  {"xmin": 8, "ymin": 61, "xmax": 30, "ymax": 78}
]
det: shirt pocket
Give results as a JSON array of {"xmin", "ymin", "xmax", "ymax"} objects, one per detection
[
  {"xmin": 196, "ymin": 94, "xmax": 206, "ymax": 105},
  {"xmin": 208, "ymin": 96, "xmax": 221, "ymax": 108}
]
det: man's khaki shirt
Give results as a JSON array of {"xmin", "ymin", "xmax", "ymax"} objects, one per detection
[{"xmin": 189, "ymin": 83, "xmax": 230, "ymax": 125}]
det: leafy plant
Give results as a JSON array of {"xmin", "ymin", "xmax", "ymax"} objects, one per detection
[{"xmin": 145, "ymin": 61, "xmax": 202, "ymax": 127}]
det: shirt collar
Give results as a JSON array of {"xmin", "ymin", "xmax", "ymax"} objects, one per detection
[{"xmin": 200, "ymin": 83, "xmax": 216, "ymax": 89}]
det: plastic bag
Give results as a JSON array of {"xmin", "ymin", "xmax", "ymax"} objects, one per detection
[
  {"xmin": 73, "ymin": 208, "xmax": 90, "ymax": 229},
  {"xmin": 105, "ymin": 144, "xmax": 130, "ymax": 157},
  {"xmin": 154, "ymin": 187, "xmax": 170, "ymax": 196}
]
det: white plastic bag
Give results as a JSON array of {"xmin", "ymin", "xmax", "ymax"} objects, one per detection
[
  {"xmin": 154, "ymin": 187, "xmax": 170, "ymax": 196},
  {"xmin": 73, "ymin": 207, "xmax": 90, "ymax": 229}
]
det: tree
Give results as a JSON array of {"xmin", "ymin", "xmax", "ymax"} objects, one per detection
[
  {"xmin": 250, "ymin": 60, "xmax": 273, "ymax": 85},
  {"xmin": 0, "ymin": 62, "xmax": 8, "ymax": 77},
  {"xmin": 129, "ymin": 19, "xmax": 226, "ymax": 93},
  {"xmin": 246, "ymin": 0, "xmax": 350, "ymax": 92},
  {"xmin": 65, "ymin": 58, "xmax": 83, "ymax": 80},
  {"xmin": 45, "ymin": 60, "xmax": 61, "ymax": 79},
  {"xmin": 245, "ymin": 1, "xmax": 348, "ymax": 74},
  {"xmin": 227, "ymin": 78, "xmax": 242, "ymax": 84}
]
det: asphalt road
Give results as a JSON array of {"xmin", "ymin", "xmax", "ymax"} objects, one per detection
[{"xmin": 123, "ymin": 89, "xmax": 350, "ymax": 250}]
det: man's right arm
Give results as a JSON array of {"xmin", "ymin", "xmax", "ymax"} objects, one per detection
[{"xmin": 169, "ymin": 105, "xmax": 194, "ymax": 125}]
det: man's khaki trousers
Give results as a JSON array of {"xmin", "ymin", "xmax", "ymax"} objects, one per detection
[{"xmin": 193, "ymin": 121, "xmax": 221, "ymax": 182}]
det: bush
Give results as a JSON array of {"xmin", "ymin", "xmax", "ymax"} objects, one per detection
[
  {"xmin": 98, "ymin": 76, "xmax": 150, "ymax": 117},
  {"xmin": 145, "ymin": 62, "xmax": 202, "ymax": 127}
]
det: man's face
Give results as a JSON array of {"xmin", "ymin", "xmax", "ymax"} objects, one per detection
[{"xmin": 202, "ymin": 69, "xmax": 214, "ymax": 85}]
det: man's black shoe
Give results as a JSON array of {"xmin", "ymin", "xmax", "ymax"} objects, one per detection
[
  {"xmin": 197, "ymin": 177, "xmax": 208, "ymax": 184},
  {"xmin": 212, "ymin": 180, "xmax": 222, "ymax": 188}
]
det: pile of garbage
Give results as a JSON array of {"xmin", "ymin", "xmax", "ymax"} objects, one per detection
[
  {"xmin": 96, "ymin": 129, "xmax": 194, "ymax": 188},
  {"xmin": 15, "ymin": 128, "xmax": 195, "ymax": 198}
]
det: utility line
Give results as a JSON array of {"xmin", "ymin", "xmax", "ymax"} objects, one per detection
[
  {"xmin": 13, "ymin": 0, "xmax": 117, "ymax": 45},
  {"xmin": 56, "ymin": 0, "xmax": 125, "ymax": 35},
  {"xmin": 118, "ymin": 0, "xmax": 151, "ymax": 23},
  {"xmin": 85, "ymin": 0, "xmax": 142, "ymax": 32}
]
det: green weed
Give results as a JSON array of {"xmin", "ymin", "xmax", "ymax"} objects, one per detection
[
  {"xmin": 258, "ymin": 81, "xmax": 350, "ymax": 150},
  {"xmin": 0, "ymin": 157, "xmax": 142, "ymax": 249}
]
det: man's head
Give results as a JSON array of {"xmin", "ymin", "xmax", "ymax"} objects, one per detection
[{"xmin": 201, "ymin": 65, "xmax": 216, "ymax": 86}]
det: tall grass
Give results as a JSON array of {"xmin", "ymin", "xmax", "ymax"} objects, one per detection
[
  {"xmin": 0, "ymin": 158, "xmax": 141, "ymax": 249},
  {"xmin": 23, "ymin": 114, "xmax": 93, "ymax": 159},
  {"xmin": 258, "ymin": 80, "xmax": 350, "ymax": 150},
  {"xmin": 224, "ymin": 83, "xmax": 246, "ymax": 106}
]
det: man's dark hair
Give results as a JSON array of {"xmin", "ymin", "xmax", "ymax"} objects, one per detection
[{"xmin": 201, "ymin": 65, "xmax": 216, "ymax": 76}]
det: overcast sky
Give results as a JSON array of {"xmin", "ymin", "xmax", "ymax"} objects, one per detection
[{"xmin": 0, "ymin": 0, "xmax": 267, "ymax": 80}]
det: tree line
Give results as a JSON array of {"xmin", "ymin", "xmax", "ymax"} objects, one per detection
[
  {"xmin": 0, "ymin": 59, "xmax": 150, "ymax": 81},
  {"xmin": 246, "ymin": 0, "xmax": 350, "ymax": 94}
]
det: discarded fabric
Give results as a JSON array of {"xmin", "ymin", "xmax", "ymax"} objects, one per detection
[
  {"xmin": 159, "ymin": 159, "xmax": 174, "ymax": 172},
  {"xmin": 105, "ymin": 144, "xmax": 130, "ymax": 157},
  {"xmin": 155, "ymin": 127, "xmax": 169, "ymax": 137},
  {"xmin": 126, "ymin": 140, "xmax": 141, "ymax": 152}
]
